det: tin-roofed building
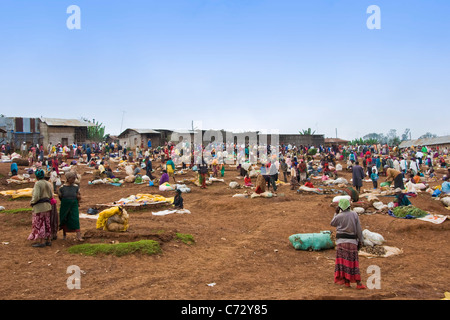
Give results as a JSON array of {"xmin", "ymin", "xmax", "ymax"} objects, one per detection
[
  {"xmin": 0, "ymin": 116, "xmax": 40, "ymax": 150},
  {"xmin": 118, "ymin": 128, "xmax": 163, "ymax": 148},
  {"xmin": 39, "ymin": 117, "xmax": 96, "ymax": 147},
  {"xmin": 399, "ymin": 135, "xmax": 450, "ymax": 150}
]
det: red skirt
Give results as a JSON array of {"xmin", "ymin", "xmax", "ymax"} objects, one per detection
[
  {"xmin": 28, "ymin": 211, "xmax": 52, "ymax": 241},
  {"xmin": 334, "ymin": 243, "xmax": 361, "ymax": 283}
]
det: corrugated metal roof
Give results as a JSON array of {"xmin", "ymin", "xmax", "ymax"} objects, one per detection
[
  {"xmin": 399, "ymin": 135, "xmax": 450, "ymax": 148},
  {"xmin": 325, "ymin": 138, "xmax": 349, "ymax": 143},
  {"xmin": 40, "ymin": 117, "xmax": 96, "ymax": 127},
  {"xmin": 130, "ymin": 129, "xmax": 161, "ymax": 134},
  {"xmin": 118, "ymin": 128, "xmax": 161, "ymax": 137}
]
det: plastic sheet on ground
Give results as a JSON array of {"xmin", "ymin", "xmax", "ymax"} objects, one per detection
[
  {"xmin": 416, "ymin": 214, "xmax": 448, "ymax": 224},
  {"xmin": 159, "ymin": 183, "xmax": 175, "ymax": 191},
  {"xmin": 359, "ymin": 246, "xmax": 403, "ymax": 258},
  {"xmin": 323, "ymin": 177, "xmax": 348, "ymax": 185},
  {"xmin": 152, "ymin": 209, "xmax": 191, "ymax": 216}
]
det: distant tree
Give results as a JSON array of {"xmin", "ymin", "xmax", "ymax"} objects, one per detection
[
  {"xmin": 299, "ymin": 128, "xmax": 316, "ymax": 135},
  {"xmin": 401, "ymin": 128, "xmax": 411, "ymax": 141},
  {"xmin": 362, "ymin": 133, "xmax": 384, "ymax": 144},
  {"xmin": 419, "ymin": 132, "xmax": 437, "ymax": 139},
  {"xmin": 386, "ymin": 129, "xmax": 400, "ymax": 146}
]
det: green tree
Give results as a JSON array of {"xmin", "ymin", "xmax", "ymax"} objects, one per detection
[
  {"xmin": 83, "ymin": 118, "xmax": 106, "ymax": 142},
  {"xmin": 299, "ymin": 128, "xmax": 316, "ymax": 135}
]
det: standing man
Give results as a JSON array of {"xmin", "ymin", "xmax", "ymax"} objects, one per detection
[
  {"xmin": 352, "ymin": 161, "xmax": 365, "ymax": 193},
  {"xmin": 147, "ymin": 138, "xmax": 152, "ymax": 151},
  {"xmin": 280, "ymin": 159, "xmax": 288, "ymax": 183},
  {"xmin": 268, "ymin": 160, "xmax": 278, "ymax": 192},
  {"xmin": 21, "ymin": 141, "xmax": 27, "ymax": 158}
]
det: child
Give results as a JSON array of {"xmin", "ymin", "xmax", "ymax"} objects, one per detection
[
  {"xmin": 290, "ymin": 165, "xmax": 298, "ymax": 190},
  {"xmin": 49, "ymin": 168, "xmax": 60, "ymax": 192},
  {"xmin": 244, "ymin": 174, "xmax": 253, "ymax": 187},
  {"xmin": 173, "ymin": 189, "xmax": 184, "ymax": 209},
  {"xmin": 220, "ymin": 163, "xmax": 225, "ymax": 177},
  {"xmin": 370, "ymin": 167, "xmax": 379, "ymax": 189},
  {"xmin": 425, "ymin": 166, "xmax": 436, "ymax": 182}
]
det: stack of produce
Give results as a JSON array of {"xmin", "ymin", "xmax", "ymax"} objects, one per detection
[{"xmin": 390, "ymin": 206, "xmax": 428, "ymax": 219}]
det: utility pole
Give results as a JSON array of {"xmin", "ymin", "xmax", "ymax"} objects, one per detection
[{"xmin": 120, "ymin": 111, "xmax": 125, "ymax": 134}]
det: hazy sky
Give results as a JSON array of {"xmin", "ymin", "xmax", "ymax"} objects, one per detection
[{"xmin": 1, "ymin": 0, "xmax": 449, "ymax": 140}]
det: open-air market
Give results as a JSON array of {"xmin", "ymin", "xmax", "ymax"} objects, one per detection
[
  {"xmin": 1, "ymin": 0, "xmax": 450, "ymax": 307},
  {"xmin": 1, "ymin": 124, "xmax": 450, "ymax": 300}
]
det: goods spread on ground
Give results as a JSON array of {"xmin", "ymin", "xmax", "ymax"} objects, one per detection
[{"xmin": 93, "ymin": 194, "xmax": 174, "ymax": 211}]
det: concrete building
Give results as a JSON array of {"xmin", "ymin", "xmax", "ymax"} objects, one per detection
[
  {"xmin": 39, "ymin": 117, "xmax": 96, "ymax": 148},
  {"xmin": 118, "ymin": 129, "xmax": 163, "ymax": 149},
  {"xmin": 324, "ymin": 138, "xmax": 350, "ymax": 147},
  {"xmin": 0, "ymin": 116, "xmax": 40, "ymax": 151},
  {"xmin": 274, "ymin": 134, "xmax": 325, "ymax": 147}
]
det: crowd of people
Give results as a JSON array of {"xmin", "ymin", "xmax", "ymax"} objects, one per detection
[{"xmin": 2, "ymin": 137, "xmax": 449, "ymax": 291}]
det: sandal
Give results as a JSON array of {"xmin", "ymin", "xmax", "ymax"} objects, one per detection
[
  {"xmin": 32, "ymin": 243, "xmax": 46, "ymax": 248},
  {"xmin": 45, "ymin": 241, "xmax": 52, "ymax": 246},
  {"xmin": 356, "ymin": 284, "xmax": 367, "ymax": 290}
]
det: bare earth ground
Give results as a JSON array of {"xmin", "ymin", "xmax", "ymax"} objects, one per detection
[{"xmin": 0, "ymin": 157, "xmax": 449, "ymax": 302}]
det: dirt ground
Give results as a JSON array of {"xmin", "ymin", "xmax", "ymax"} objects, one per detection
[{"xmin": 0, "ymin": 156, "xmax": 449, "ymax": 302}]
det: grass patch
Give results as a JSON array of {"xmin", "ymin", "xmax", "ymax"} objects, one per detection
[
  {"xmin": 1, "ymin": 207, "xmax": 32, "ymax": 214},
  {"xmin": 175, "ymin": 233, "xmax": 195, "ymax": 245},
  {"xmin": 68, "ymin": 240, "xmax": 162, "ymax": 257}
]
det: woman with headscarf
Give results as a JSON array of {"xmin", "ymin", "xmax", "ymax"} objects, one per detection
[
  {"xmin": 58, "ymin": 171, "xmax": 83, "ymax": 241},
  {"xmin": 331, "ymin": 198, "xmax": 366, "ymax": 289},
  {"xmin": 159, "ymin": 170, "xmax": 169, "ymax": 185},
  {"xmin": 28, "ymin": 169, "xmax": 53, "ymax": 247}
]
